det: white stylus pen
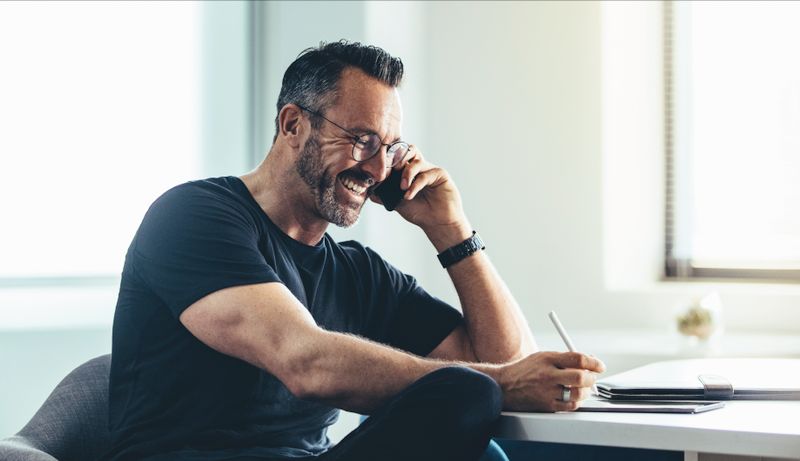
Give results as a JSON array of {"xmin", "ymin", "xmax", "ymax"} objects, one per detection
[{"xmin": 548, "ymin": 310, "xmax": 599, "ymax": 395}]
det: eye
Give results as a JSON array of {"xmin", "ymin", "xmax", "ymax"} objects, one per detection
[{"xmin": 357, "ymin": 134, "xmax": 382, "ymax": 153}]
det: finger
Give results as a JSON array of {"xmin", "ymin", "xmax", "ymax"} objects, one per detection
[
  {"xmin": 398, "ymin": 149, "xmax": 430, "ymax": 190},
  {"xmin": 552, "ymin": 382, "xmax": 590, "ymax": 401},
  {"xmin": 564, "ymin": 386, "xmax": 592, "ymax": 402},
  {"xmin": 552, "ymin": 399, "xmax": 580, "ymax": 412},
  {"xmin": 404, "ymin": 168, "xmax": 443, "ymax": 200},
  {"xmin": 391, "ymin": 144, "xmax": 417, "ymax": 171},
  {"xmin": 554, "ymin": 368, "xmax": 597, "ymax": 388},
  {"xmin": 400, "ymin": 156, "xmax": 427, "ymax": 190},
  {"xmin": 553, "ymin": 352, "xmax": 606, "ymax": 373},
  {"xmin": 392, "ymin": 155, "xmax": 409, "ymax": 172},
  {"xmin": 368, "ymin": 193, "xmax": 383, "ymax": 205},
  {"xmin": 406, "ymin": 144, "xmax": 423, "ymax": 164},
  {"xmin": 550, "ymin": 386, "xmax": 590, "ymax": 413},
  {"xmin": 586, "ymin": 354, "xmax": 606, "ymax": 373}
]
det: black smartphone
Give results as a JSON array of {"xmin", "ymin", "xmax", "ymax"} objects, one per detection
[{"xmin": 373, "ymin": 169, "xmax": 404, "ymax": 211}]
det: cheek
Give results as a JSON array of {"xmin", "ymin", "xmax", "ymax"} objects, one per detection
[
  {"xmin": 323, "ymin": 149, "xmax": 359, "ymax": 175},
  {"xmin": 308, "ymin": 134, "xmax": 359, "ymax": 176}
]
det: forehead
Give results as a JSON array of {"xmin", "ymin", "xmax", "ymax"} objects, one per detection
[{"xmin": 327, "ymin": 67, "xmax": 402, "ymax": 136}]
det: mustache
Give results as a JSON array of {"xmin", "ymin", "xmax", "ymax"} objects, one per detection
[{"xmin": 338, "ymin": 169, "xmax": 376, "ymax": 188}]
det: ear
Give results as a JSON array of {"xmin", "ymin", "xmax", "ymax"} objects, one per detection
[{"xmin": 278, "ymin": 104, "xmax": 306, "ymax": 149}]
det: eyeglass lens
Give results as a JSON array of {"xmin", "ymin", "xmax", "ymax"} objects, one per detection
[{"xmin": 354, "ymin": 134, "xmax": 409, "ymax": 166}]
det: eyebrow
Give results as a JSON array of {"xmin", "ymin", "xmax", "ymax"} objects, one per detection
[{"xmin": 347, "ymin": 125, "xmax": 403, "ymax": 144}]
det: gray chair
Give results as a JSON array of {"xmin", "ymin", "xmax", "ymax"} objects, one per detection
[{"xmin": 0, "ymin": 355, "xmax": 112, "ymax": 461}]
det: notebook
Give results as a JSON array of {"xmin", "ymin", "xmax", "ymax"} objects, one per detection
[
  {"xmin": 577, "ymin": 398, "xmax": 725, "ymax": 414},
  {"xmin": 596, "ymin": 358, "xmax": 800, "ymax": 400}
]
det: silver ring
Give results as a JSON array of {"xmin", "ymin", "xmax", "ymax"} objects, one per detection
[{"xmin": 561, "ymin": 386, "xmax": 572, "ymax": 402}]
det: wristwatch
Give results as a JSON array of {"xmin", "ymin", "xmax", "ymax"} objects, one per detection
[{"xmin": 437, "ymin": 231, "xmax": 485, "ymax": 268}]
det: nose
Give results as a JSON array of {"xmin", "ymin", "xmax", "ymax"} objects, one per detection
[{"xmin": 360, "ymin": 147, "xmax": 392, "ymax": 183}]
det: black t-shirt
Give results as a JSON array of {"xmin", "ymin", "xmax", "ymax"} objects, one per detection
[{"xmin": 104, "ymin": 177, "xmax": 462, "ymax": 461}]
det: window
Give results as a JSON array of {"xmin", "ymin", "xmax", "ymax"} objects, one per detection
[
  {"xmin": 665, "ymin": 1, "xmax": 800, "ymax": 281},
  {"xmin": 0, "ymin": 2, "xmax": 201, "ymax": 285}
]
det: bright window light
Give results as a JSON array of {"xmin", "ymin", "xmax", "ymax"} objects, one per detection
[
  {"xmin": 671, "ymin": 1, "xmax": 800, "ymax": 272},
  {"xmin": 0, "ymin": 2, "xmax": 201, "ymax": 279}
]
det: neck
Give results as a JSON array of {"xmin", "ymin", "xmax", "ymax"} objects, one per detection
[{"xmin": 241, "ymin": 147, "xmax": 329, "ymax": 246}]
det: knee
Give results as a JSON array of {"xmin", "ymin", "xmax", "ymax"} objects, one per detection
[{"xmin": 427, "ymin": 366, "xmax": 503, "ymax": 424}]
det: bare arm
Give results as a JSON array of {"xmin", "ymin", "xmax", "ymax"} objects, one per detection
[
  {"xmin": 179, "ymin": 282, "xmax": 602, "ymax": 414},
  {"xmin": 181, "ymin": 282, "xmax": 433, "ymax": 413},
  {"xmin": 387, "ymin": 148, "xmax": 536, "ymax": 363},
  {"xmin": 427, "ymin": 227, "xmax": 537, "ymax": 363}
]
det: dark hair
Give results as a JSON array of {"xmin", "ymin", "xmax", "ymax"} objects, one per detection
[{"xmin": 273, "ymin": 40, "xmax": 404, "ymax": 141}]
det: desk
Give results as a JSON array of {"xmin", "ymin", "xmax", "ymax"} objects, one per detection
[{"xmin": 495, "ymin": 401, "xmax": 800, "ymax": 461}]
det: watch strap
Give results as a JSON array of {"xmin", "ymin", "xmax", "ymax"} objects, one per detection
[{"xmin": 437, "ymin": 231, "xmax": 485, "ymax": 268}]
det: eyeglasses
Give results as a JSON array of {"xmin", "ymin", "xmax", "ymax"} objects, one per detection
[{"xmin": 296, "ymin": 104, "xmax": 410, "ymax": 168}]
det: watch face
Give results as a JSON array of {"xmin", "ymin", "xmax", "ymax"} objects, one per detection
[
  {"xmin": 438, "ymin": 232, "xmax": 483, "ymax": 268},
  {"xmin": 466, "ymin": 235, "xmax": 481, "ymax": 252}
]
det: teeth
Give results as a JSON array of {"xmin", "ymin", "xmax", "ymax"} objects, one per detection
[{"xmin": 340, "ymin": 177, "xmax": 366, "ymax": 194}]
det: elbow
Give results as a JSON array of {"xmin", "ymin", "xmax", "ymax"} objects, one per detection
[
  {"xmin": 282, "ymin": 354, "xmax": 323, "ymax": 400},
  {"xmin": 269, "ymin": 329, "xmax": 331, "ymax": 401},
  {"xmin": 504, "ymin": 340, "xmax": 537, "ymax": 363},
  {"xmin": 282, "ymin": 358, "xmax": 336, "ymax": 402},
  {"xmin": 502, "ymin": 349, "xmax": 526, "ymax": 364},
  {"xmin": 284, "ymin": 375, "xmax": 315, "ymax": 400}
]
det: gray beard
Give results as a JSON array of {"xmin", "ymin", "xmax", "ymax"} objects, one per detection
[{"xmin": 295, "ymin": 134, "xmax": 364, "ymax": 228}]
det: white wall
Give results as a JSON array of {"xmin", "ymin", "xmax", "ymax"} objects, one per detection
[
  {"xmin": 360, "ymin": 1, "xmax": 800, "ymax": 336},
  {"xmin": 414, "ymin": 1, "xmax": 607, "ymax": 333}
]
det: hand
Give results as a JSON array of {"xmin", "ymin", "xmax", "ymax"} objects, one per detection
[
  {"xmin": 369, "ymin": 146, "xmax": 471, "ymax": 249},
  {"xmin": 497, "ymin": 351, "xmax": 606, "ymax": 412}
]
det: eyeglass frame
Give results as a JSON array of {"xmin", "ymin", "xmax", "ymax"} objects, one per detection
[{"xmin": 295, "ymin": 103, "xmax": 410, "ymax": 168}]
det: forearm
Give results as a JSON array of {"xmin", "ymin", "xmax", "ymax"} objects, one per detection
[
  {"xmin": 283, "ymin": 328, "xmax": 605, "ymax": 415},
  {"xmin": 292, "ymin": 328, "xmax": 503, "ymax": 413},
  {"xmin": 426, "ymin": 224, "xmax": 537, "ymax": 363},
  {"xmin": 449, "ymin": 251, "xmax": 537, "ymax": 361}
]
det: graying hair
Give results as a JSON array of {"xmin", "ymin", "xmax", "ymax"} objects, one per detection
[{"xmin": 273, "ymin": 40, "xmax": 404, "ymax": 141}]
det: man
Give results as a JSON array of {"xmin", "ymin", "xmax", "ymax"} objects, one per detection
[{"xmin": 105, "ymin": 41, "xmax": 604, "ymax": 461}]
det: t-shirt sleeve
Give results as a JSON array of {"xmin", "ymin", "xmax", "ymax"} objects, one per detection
[
  {"xmin": 386, "ymin": 282, "xmax": 464, "ymax": 357},
  {"xmin": 130, "ymin": 183, "xmax": 281, "ymax": 318},
  {"xmin": 360, "ymin": 246, "xmax": 463, "ymax": 357}
]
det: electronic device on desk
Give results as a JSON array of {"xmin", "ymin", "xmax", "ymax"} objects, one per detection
[
  {"xmin": 596, "ymin": 358, "xmax": 800, "ymax": 401},
  {"xmin": 577, "ymin": 398, "xmax": 725, "ymax": 414}
]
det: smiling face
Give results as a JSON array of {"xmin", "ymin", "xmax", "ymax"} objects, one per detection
[{"xmin": 295, "ymin": 67, "xmax": 403, "ymax": 228}]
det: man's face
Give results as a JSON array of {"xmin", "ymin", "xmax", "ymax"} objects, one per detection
[{"xmin": 295, "ymin": 68, "xmax": 403, "ymax": 228}]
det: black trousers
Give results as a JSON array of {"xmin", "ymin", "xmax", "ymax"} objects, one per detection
[
  {"xmin": 318, "ymin": 366, "xmax": 503, "ymax": 461},
  {"xmin": 227, "ymin": 366, "xmax": 503, "ymax": 461}
]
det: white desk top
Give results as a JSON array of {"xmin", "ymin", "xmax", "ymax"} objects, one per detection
[{"xmin": 495, "ymin": 400, "xmax": 800, "ymax": 459}]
